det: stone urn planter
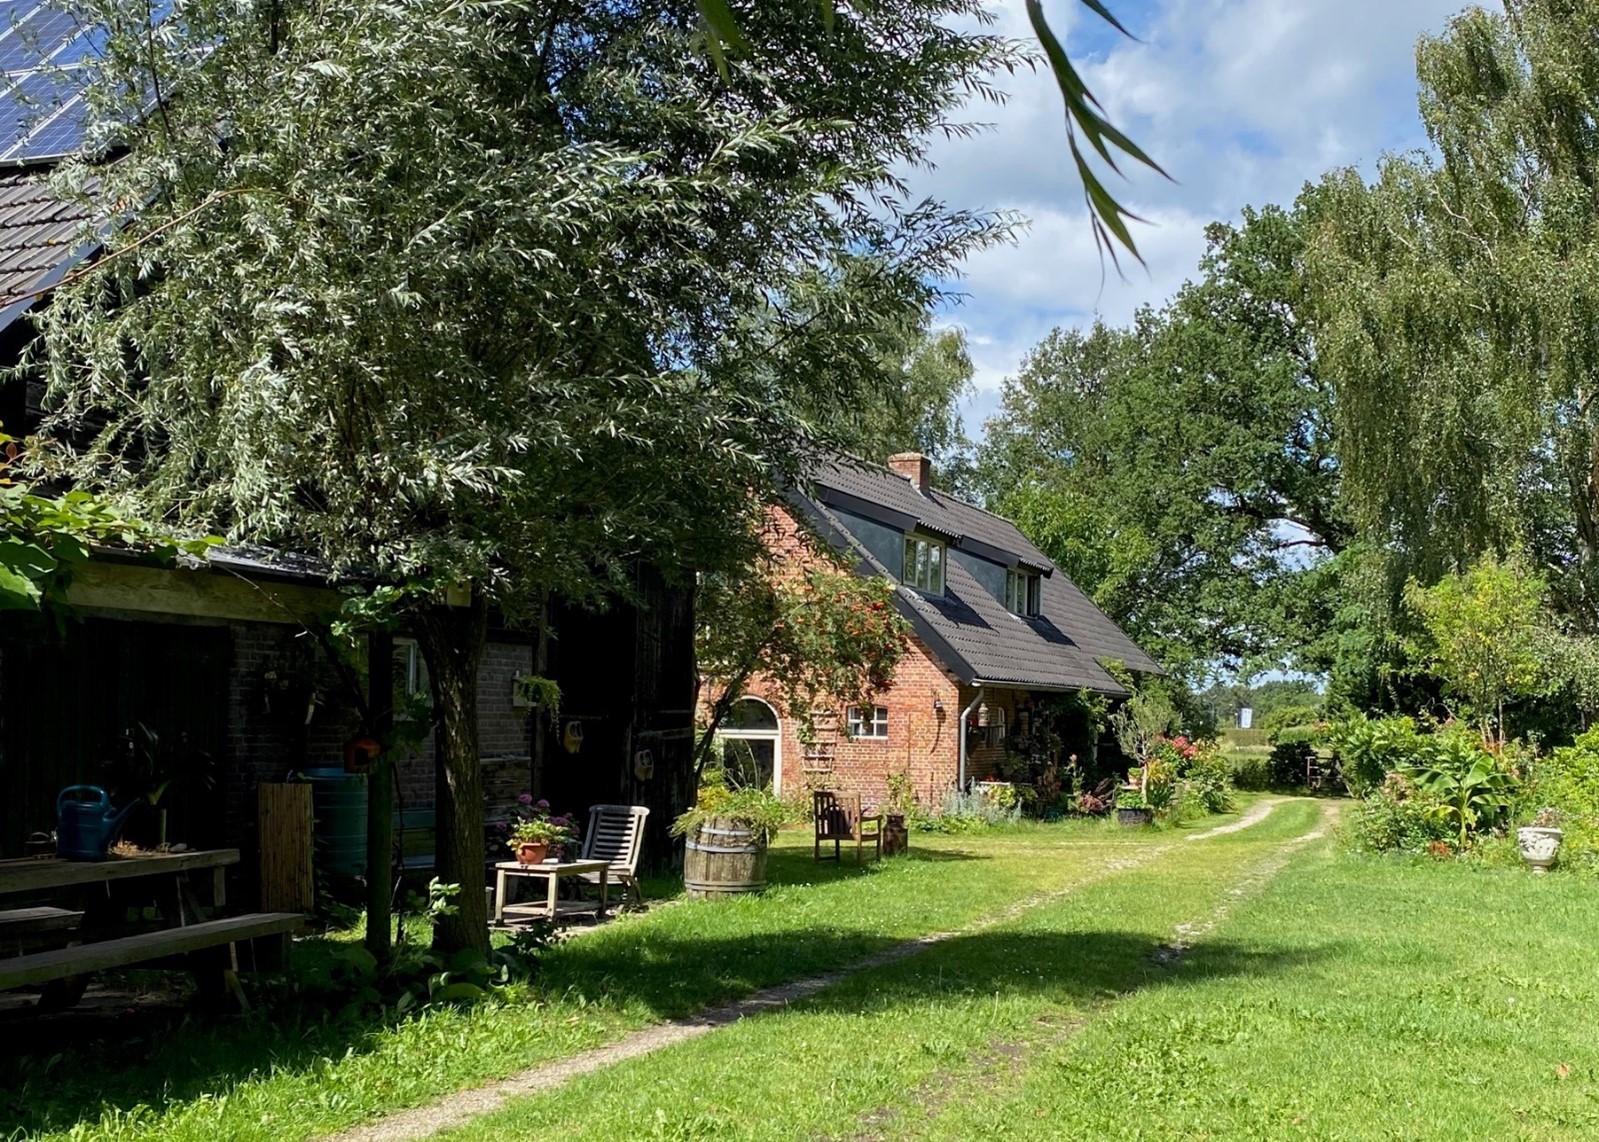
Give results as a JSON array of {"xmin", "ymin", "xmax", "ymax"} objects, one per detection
[
  {"xmin": 1117, "ymin": 806, "xmax": 1153, "ymax": 827},
  {"xmin": 1516, "ymin": 826, "xmax": 1563, "ymax": 874}
]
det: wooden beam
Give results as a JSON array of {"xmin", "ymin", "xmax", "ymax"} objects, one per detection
[
  {"xmin": 0, "ymin": 848, "xmax": 240, "ymax": 896},
  {"xmin": 64, "ymin": 562, "xmax": 340, "ymax": 626},
  {"xmin": 0, "ymin": 912, "xmax": 303, "ymax": 990}
]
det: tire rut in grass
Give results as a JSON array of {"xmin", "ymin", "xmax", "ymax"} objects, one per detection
[{"xmin": 1156, "ymin": 800, "xmax": 1339, "ymax": 965}]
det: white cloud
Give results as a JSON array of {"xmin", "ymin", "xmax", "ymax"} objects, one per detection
[{"xmin": 912, "ymin": 0, "xmax": 1468, "ymax": 436}]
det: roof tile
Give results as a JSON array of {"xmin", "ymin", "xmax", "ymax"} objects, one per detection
[{"xmin": 801, "ymin": 455, "xmax": 1163, "ymax": 693}]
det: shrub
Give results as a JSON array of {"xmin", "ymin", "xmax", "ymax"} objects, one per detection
[
  {"xmin": 1179, "ymin": 748, "xmax": 1235, "ymax": 814},
  {"xmin": 1229, "ymin": 753, "xmax": 1271, "ymax": 791},
  {"xmin": 1325, "ymin": 714, "xmax": 1428, "ymax": 795},
  {"xmin": 1522, "ymin": 729, "xmax": 1599, "ymax": 870},
  {"xmin": 1347, "ymin": 772, "xmax": 1455, "ymax": 854},
  {"xmin": 1268, "ymin": 739, "xmax": 1315, "ymax": 788}
]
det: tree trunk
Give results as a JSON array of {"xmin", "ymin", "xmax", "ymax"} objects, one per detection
[
  {"xmin": 414, "ymin": 592, "xmax": 490, "ymax": 956},
  {"xmin": 365, "ymin": 630, "xmax": 395, "ymax": 965}
]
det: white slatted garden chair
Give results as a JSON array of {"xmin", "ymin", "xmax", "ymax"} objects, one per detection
[{"xmin": 576, "ymin": 804, "xmax": 650, "ymax": 910}]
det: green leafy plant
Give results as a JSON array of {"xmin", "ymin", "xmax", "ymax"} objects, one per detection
[
  {"xmin": 1347, "ymin": 772, "xmax": 1456, "ymax": 855},
  {"xmin": 1114, "ymin": 788, "xmax": 1148, "ymax": 810},
  {"xmin": 1326, "ymin": 714, "xmax": 1428, "ymax": 796},
  {"xmin": 1409, "ymin": 730, "xmax": 1516, "ymax": 849},
  {"xmin": 1, "ymin": 426, "xmax": 215, "ymax": 610},
  {"xmin": 671, "ymin": 785, "xmax": 789, "ymax": 845}
]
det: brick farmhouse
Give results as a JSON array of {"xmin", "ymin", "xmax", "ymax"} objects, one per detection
[{"xmin": 708, "ymin": 453, "xmax": 1162, "ymax": 811}]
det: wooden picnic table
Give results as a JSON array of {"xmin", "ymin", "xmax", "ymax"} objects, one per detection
[
  {"xmin": 0, "ymin": 848, "xmax": 238, "ymax": 899},
  {"xmin": 0, "ymin": 847, "xmax": 300, "ymax": 1011},
  {"xmin": 493, "ymin": 859, "xmax": 609, "ymax": 926}
]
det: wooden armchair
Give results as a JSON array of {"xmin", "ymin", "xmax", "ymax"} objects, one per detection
[
  {"xmin": 813, "ymin": 790, "xmax": 882, "ymax": 865},
  {"xmin": 575, "ymin": 803, "xmax": 650, "ymax": 909}
]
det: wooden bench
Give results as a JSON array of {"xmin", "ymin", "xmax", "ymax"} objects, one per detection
[
  {"xmin": 0, "ymin": 912, "xmax": 303, "ymax": 993},
  {"xmin": 0, "ymin": 906, "xmax": 83, "ymax": 957}
]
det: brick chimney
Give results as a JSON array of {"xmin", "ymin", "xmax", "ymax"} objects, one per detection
[{"xmin": 888, "ymin": 451, "xmax": 933, "ymax": 493}]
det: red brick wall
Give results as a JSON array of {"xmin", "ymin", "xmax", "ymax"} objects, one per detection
[{"xmin": 700, "ymin": 506, "xmax": 965, "ymax": 812}]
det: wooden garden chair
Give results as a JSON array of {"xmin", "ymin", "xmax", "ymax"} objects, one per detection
[
  {"xmin": 575, "ymin": 803, "xmax": 650, "ymax": 909},
  {"xmin": 813, "ymin": 790, "xmax": 881, "ymax": 865}
]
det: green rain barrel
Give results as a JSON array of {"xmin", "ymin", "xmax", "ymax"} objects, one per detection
[{"xmin": 304, "ymin": 768, "xmax": 367, "ymax": 879}]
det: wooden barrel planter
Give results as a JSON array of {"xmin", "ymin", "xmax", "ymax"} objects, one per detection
[{"xmin": 683, "ymin": 817, "xmax": 768, "ymax": 899}]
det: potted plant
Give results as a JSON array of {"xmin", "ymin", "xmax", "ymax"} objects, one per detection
[
  {"xmin": 671, "ymin": 784, "xmax": 787, "ymax": 899},
  {"xmin": 1115, "ymin": 789, "xmax": 1152, "ymax": 827},
  {"xmin": 1517, "ymin": 807, "xmax": 1564, "ymax": 874},
  {"xmin": 505, "ymin": 796, "xmax": 577, "ymax": 864}
]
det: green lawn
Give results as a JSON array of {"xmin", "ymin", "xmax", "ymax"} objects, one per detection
[
  {"xmin": 1, "ymin": 812, "xmax": 1184, "ymax": 1142},
  {"xmin": 8, "ymin": 802, "xmax": 1597, "ymax": 1141},
  {"xmin": 437, "ymin": 801, "xmax": 1598, "ymax": 1142}
]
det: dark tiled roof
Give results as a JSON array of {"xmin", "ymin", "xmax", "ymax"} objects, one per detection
[
  {"xmin": 799, "ymin": 455, "xmax": 1163, "ymax": 694},
  {"xmin": 0, "ymin": 171, "xmax": 98, "ymax": 332}
]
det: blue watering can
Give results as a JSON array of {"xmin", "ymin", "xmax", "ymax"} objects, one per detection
[{"xmin": 56, "ymin": 786, "xmax": 139, "ymax": 862}]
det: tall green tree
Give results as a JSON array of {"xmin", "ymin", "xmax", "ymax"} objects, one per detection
[
  {"xmin": 36, "ymin": 0, "xmax": 1016, "ymax": 952},
  {"xmin": 1311, "ymin": 0, "xmax": 1599, "ymax": 634},
  {"xmin": 977, "ymin": 201, "xmax": 1346, "ymax": 678},
  {"xmin": 839, "ymin": 318, "xmax": 976, "ymax": 480}
]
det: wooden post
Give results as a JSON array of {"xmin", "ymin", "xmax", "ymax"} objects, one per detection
[
  {"xmin": 366, "ymin": 631, "xmax": 395, "ymax": 964},
  {"xmin": 258, "ymin": 783, "xmax": 314, "ymax": 912}
]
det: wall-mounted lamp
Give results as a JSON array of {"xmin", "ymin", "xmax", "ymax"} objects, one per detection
[
  {"xmin": 976, "ymin": 702, "xmax": 991, "ymax": 728},
  {"xmin": 932, "ymin": 698, "xmax": 945, "ymax": 713}
]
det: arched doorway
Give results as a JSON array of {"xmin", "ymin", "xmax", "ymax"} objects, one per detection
[{"xmin": 715, "ymin": 697, "xmax": 782, "ymax": 795}]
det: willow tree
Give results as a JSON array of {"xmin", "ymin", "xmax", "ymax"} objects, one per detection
[
  {"xmin": 34, "ymin": 0, "xmax": 1015, "ymax": 953},
  {"xmin": 1311, "ymin": 0, "xmax": 1599, "ymax": 632}
]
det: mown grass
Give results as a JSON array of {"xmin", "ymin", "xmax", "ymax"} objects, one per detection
[
  {"xmin": 434, "ymin": 799, "xmax": 1327, "ymax": 1141},
  {"xmin": 0, "ymin": 812, "xmax": 1204, "ymax": 1142},
  {"xmin": 436, "ymin": 799, "xmax": 1599, "ymax": 1142}
]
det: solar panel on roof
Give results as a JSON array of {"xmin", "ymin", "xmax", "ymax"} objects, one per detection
[{"xmin": 0, "ymin": 0, "xmax": 179, "ymax": 163}]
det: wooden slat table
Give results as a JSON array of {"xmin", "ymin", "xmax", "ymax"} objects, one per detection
[
  {"xmin": 0, "ymin": 849, "xmax": 238, "ymax": 899},
  {"xmin": 493, "ymin": 859, "xmax": 609, "ymax": 925}
]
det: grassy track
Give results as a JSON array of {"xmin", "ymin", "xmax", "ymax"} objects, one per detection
[
  {"xmin": 2, "ymin": 812, "xmax": 1214, "ymax": 1142},
  {"xmin": 433, "ymin": 800, "xmax": 1329, "ymax": 1142}
]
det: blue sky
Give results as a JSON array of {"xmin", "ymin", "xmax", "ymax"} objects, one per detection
[{"xmin": 911, "ymin": 0, "xmax": 1469, "ymax": 436}]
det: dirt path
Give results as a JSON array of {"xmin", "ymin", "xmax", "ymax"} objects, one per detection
[{"xmin": 1184, "ymin": 796, "xmax": 1287, "ymax": 840}]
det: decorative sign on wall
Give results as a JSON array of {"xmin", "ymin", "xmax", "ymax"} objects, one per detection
[
  {"xmin": 563, "ymin": 721, "xmax": 585, "ymax": 754},
  {"xmin": 633, "ymin": 749, "xmax": 655, "ymax": 781}
]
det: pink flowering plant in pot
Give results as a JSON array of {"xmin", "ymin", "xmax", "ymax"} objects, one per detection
[{"xmin": 503, "ymin": 793, "xmax": 578, "ymax": 864}]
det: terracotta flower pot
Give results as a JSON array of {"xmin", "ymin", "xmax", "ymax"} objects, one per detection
[{"xmin": 516, "ymin": 841, "xmax": 549, "ymax": 865}]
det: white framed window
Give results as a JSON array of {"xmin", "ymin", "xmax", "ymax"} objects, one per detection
[
  {"xmin": 847, "ymin": 704, "xmax": 890, "ymax": 739},
  {"xmin": 393, "ymin": 638, "xmax": 431, "ymax": 720},
  {"xmin": 1005, "ymin": 569, "xmax": 1040, "ymax": 616},
  {"xmin": 902, "ymin": 535, "xmax": 945, "ymax": 595}
]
